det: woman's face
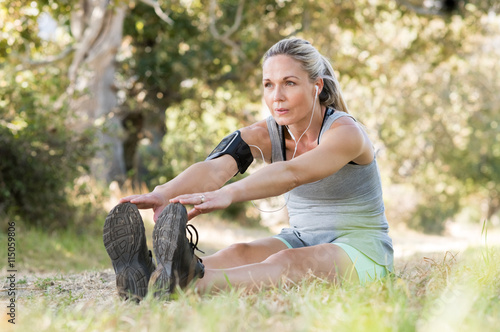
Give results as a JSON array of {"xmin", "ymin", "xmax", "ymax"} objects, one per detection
[{"xmin": 262, "ymin": 55, "xmax": 316, "ymax": 127}]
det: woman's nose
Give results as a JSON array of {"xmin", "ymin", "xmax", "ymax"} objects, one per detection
[{"xmin": 273, "ymin": 87, "xmax": 284, "ymax": 101}]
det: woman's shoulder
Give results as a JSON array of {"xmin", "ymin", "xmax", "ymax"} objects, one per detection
[
  {"xmin": 322, "ymin": 112, "xmax": 374, "ymax": 165},
  {"xmin": 239, "ymin": 120, "xmax": 272, "ymax": 162},
  {"xmin": 327, "ymin": 110, "xmax": 356, "ymax": 124},
  {"xmin": 320, "ymin": 111, "xmax": 359, "ymax": 139},
  {"xmin": 240, "ymin": 119, "xmax": 269, "ymax": 139},
  {"xmin": 329, "ymin": 114, "xmax": 357, "ymax": 129}
]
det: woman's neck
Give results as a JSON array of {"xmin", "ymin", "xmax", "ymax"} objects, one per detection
[{"xmin": 286, "ymin": 105, "xmax": 326, "ymax": 144}]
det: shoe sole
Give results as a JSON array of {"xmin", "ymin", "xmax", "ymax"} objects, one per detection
[
  {"xmin": 103, "ymin": 202, "xmax": 150, "ymax": 301},
  {"xmin": 149, "ymin": 203, "xmax": 187, "ymax": 298}
]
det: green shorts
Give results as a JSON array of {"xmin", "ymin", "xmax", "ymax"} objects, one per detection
[
  {"xmin": 274, "ymin": 231, "xmax": 392, "ymax": 285},
  {"xmin": 332, "ymin": 242, "xmax": 389, "ymax": 285}
]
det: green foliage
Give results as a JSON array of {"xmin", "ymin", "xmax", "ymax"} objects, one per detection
[
  {"xmin": 368, "ymin": 4, "xmax": 500, "ymax": 231},
  {"xmin": 0, "ymin": 0, "xmax": 99, "ymax": 228},
  {"xmin": 119, "ymin": 0, "xmax": 274, "ymax": 185},
  {"xmin": 1, "ymin": 0, "xmax": 499, "ymax": 231},
  {"xmin": 0, "ymin": 99, "xmax": 97, "ymax": 228}
]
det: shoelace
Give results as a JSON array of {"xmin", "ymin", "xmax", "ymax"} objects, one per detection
[{"xmin": 186, "ymin": 224, "xmax": 205, "ymax": 254}]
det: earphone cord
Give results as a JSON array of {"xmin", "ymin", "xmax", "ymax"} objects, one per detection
[
  {"xmin": 248, "ymin": 144, "xmax": 290, "ymax": 212},
  {"xmin": 248, "ymin": 92, "xmax": 318, "ymax": 213},
  {"xmin": 286, "ymin": 94, "xmax": 317, "ymax": 160}
]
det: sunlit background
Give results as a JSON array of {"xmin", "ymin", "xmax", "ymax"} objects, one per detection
[{"xmin": 1, "ymin": 0, "xmax": 499, "ymax": 246}]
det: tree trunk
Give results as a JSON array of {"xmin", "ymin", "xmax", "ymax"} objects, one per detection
[{"xmin": 68, "ymin": 0, "xmax": 128, "ymax": 184}]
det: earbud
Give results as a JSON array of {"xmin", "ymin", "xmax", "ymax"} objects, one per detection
[{"xmin": 315, "ymin": 86, "xmax": 319, "ymax": 96}]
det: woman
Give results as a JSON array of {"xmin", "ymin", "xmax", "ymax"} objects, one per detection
[{"xmin": 103, "ymin": 38, "xmax": 393, "ymax": 301}]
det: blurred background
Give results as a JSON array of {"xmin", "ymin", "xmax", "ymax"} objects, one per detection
[{"xmin": 1, "ymin": 0, "xmax": 499, "ymax": 239}]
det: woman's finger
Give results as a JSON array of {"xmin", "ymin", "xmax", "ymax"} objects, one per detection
[
  {"xmin": 119, "ymin": 195, "xmax": 141, "ymax": 203},
  {"xmin": 187, "ymin": 208, "xmax": 202, "ymax": 221},
  {"xmin": 170, "ymin": 193, "xmax": 206, "ymax": 205},
  {"xmin": 119, "ymin": 193, "xmax": 164, "ymax": 210},
  {"xmin": 153, "ymin": 205, "xmax": 168, "ymax": 222}
]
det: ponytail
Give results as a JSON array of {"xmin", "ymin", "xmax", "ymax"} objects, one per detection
[{"xmin": 318, "ymin": 56, "xmax": 349, "ymax": 113}]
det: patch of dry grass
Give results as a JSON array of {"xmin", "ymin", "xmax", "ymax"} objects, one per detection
[
  {"xmin": 1, "ymin": 244, "xmax": 498, "ymax": 332},
  {"xmin": 1, "ymin": 215, "xmax": 499, "ymax": 331}
]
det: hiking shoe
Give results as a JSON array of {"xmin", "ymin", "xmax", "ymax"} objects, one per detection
[
  {"xmin": 149, "ymin": 203, "xmax": 205, "ymax": 299},
  {"xmin": 103, "ymin": 202, "xmax": 155, "ymax": 302}
]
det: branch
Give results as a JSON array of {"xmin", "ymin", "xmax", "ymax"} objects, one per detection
[
  {"xmin": 140, "ymin": 0, "xmax": 174, "ymax": 25},
  {"xmin": 68, "ymin": 0, "xmax": 109, "ymax": 85},
  {"xmin": 209, "ymin": 0, "xmax": 246, "ymax": 59},
  {"xmin": 18, "ymin": 46, "xmax": 75, "ymax": 71},
  {"xmin": 395, "ymin": 0, "xmax": 442, "ymax": 16},
  {"xmin": 85, "ymin": 6, "xmax": 127, "ymax": 64}
]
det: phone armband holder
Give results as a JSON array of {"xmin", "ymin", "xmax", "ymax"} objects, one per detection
[{"xmin": 206, "ymin": 130, "xmax": 254, "ymax": 175}]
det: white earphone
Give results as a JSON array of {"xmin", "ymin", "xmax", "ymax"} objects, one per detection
[{"xmin": 254, "ymin": 83, "xmax": 320, "ymax": 213}]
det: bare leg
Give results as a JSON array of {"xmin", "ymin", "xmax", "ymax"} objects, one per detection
[
  {"xmin": 201, "ymin": 237, "xmax": 289, "ymax": 269},
  {"xmin": 196, "ymin": 243, "xmax": 359, "ymax": 293}
]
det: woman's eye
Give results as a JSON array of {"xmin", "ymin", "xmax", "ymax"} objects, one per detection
[
  {"xmin": 285, "ymin": 81, "xmax": 295, "ymax": 86},
  {"xmin": 264, "ymin": 83, "xmax": 273, "ymax": 88}
]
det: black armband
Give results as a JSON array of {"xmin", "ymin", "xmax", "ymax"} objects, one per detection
[{"xmin": 206, "ymin": 130, "xmax": 254, "ymax": 174}]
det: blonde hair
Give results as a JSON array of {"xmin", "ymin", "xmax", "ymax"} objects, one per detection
[{"xmin": 263, "ymin": 38, "xmax": 349, "ymax": 113}]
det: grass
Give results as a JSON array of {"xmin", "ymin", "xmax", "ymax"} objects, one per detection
[
  {"xmin": 1, "ymin": 225, "xmax": 499, "ymax": 331},
  {"xmin": 0, "ymin": 226, "xmax": 110, "ymax": 273}
]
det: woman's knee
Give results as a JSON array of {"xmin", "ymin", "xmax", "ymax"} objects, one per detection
[
  {"xmin": 217, "ymin": 242, "xmax": 254, "ymax": 264},
  {"xmin": 219, "ymin": 238, "xmax": 288, "ymax": 264},
  {"xmin": 226, "ymin": 242, "xmax": 251, "ymax": 256},
  {"xmin": 202, "ymin": 242, "xmax": 253, "ymax": 269}
]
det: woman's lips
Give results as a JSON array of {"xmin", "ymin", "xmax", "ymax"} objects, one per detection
[{"xmin": 274, "ymin": 108, "xmax": 289, "ymax": 115}]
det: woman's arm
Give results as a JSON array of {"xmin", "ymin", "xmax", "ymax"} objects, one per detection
[
  {"xmin": 172, "ymin": 119, "xmax": 372, "ymax": 219},
  {"xmin": 120, "ymin": 155, "xmax": 238, "ymax": 220},
  {"xmin": 120, "ymin": 120, "xmax": 270, "ymax": 220},
  {"xmin": 231, "ymin": 120, "xmax": 370, "ymax": 201}
]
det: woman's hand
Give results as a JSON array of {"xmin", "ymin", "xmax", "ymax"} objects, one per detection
[
  {"xmin": 170, "ymin": 189, "xmax": 233, "ymax": 220},
  {"xmin": 120, "ymin": 192, "xmax": 168, "ymax": 222}
]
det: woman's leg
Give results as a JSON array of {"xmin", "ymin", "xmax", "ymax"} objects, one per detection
[
  {"xmin": 201, "ymin": 237, "xmax": 289, "ymax": 269},
  {"xmin": 196, "ymin": 243, "xmax": 359, "ymax": 293}
]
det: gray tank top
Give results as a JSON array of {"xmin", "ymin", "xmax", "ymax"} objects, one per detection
[{"xmin": 266, "ymin": 110, "xmax": 393, "ymax": 267}]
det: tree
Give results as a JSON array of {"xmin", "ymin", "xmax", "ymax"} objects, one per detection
[
  {"xmin": 66, "ymin": 0, "xmax": 129, "ymax": 184},
  {"xmin": 0, "ymin": 0, "xmax": 96, "ymax": 228},
  {"xmin": 2, "ymin": 0, "xmax": 499, "ymax": 232},
  {"xmin": 356, "ymin": 1, "xmax": 500, "ymax": 231}
]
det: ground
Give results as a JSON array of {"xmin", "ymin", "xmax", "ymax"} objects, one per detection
[
  {"xmin": 5, "ymin": 216, "xmax": 499, "ymax": 305},
  {"xmin": 1, "ymin": 213, "xmax": 498, "ymax": 331}
]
